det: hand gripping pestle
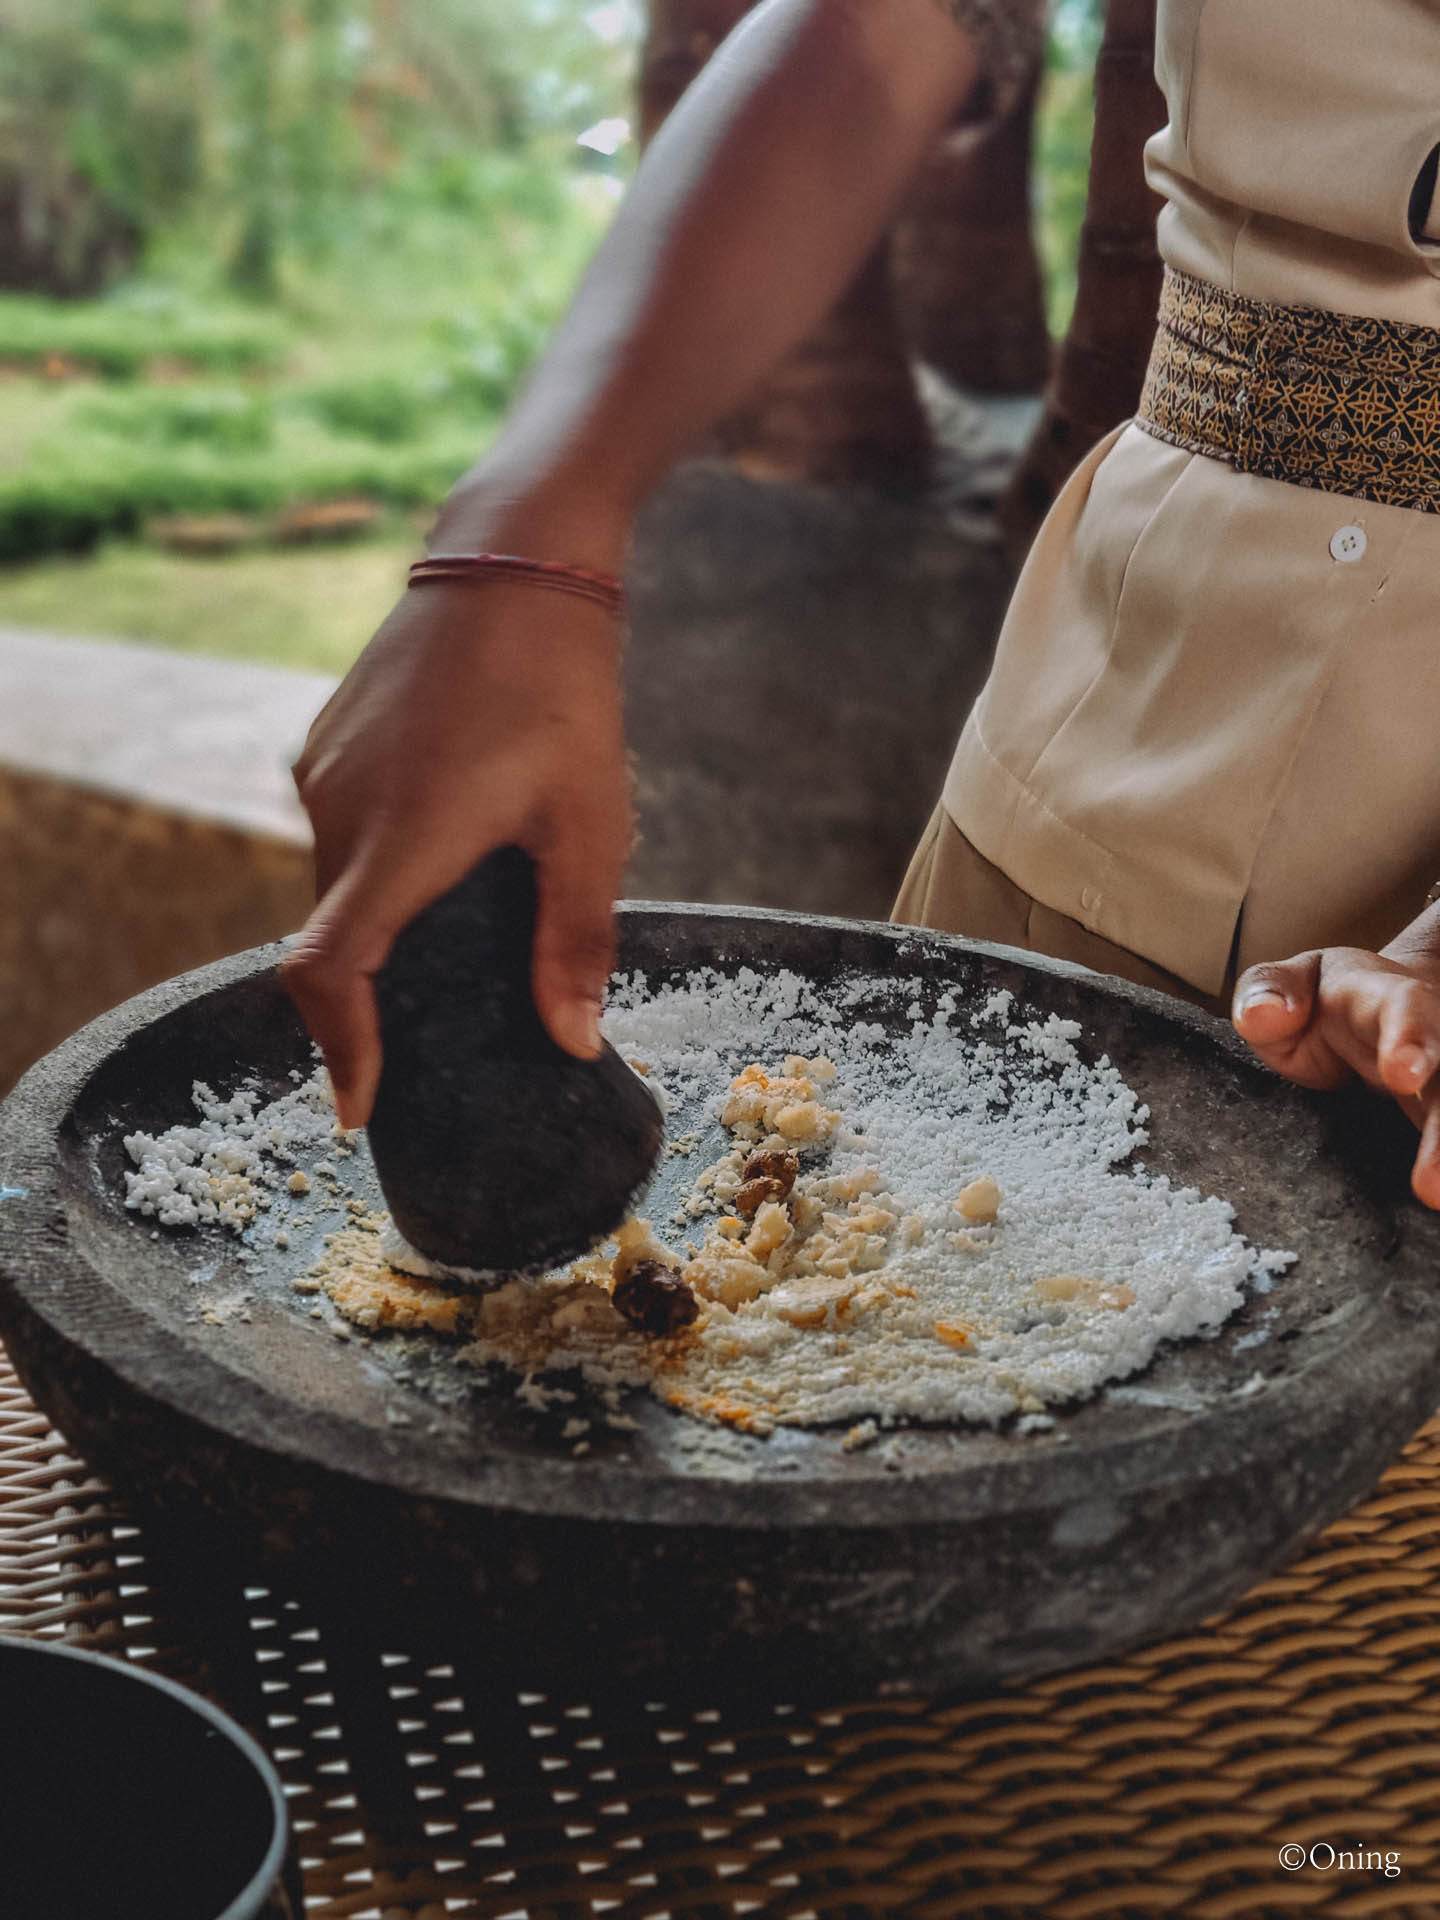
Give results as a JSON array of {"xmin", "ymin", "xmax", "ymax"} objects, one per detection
[{"xmin": 365, "ymin": 847, "xmax": 664, "ymax": 1272}]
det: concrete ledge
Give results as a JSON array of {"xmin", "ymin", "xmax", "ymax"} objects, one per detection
[
  {"xmin": 0, "ymin": 628, "xmax": 331, "ymax": 1094},
  {"xmin": 0, "ymin": 626, "xmax": 332, "ymax": 841}
]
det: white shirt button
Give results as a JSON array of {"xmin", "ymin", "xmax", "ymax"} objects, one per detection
[
  {"xmin": 1330, "ymin": 524, "xmax": 1368, "ymax": 563},
  {"xmin": 1080, "ymin": 886, "xmax": 1102, "ymax": 914}
]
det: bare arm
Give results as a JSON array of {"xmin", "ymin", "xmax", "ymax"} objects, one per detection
[
  {"xmin": 285, "ymin": 0, "xmax": 986, "ymax": 1126},
  {"xmin": 436, "ymin": 0, "xmax": 982, "ymax": 560}
]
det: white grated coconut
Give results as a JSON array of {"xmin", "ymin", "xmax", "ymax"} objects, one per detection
[
  {"xmin": 120, "ymin": 966, "xmax": 1296, "ymax": 1432},
  {"xmin": 122, "ymin": 1070, "xmax": 337, "ymax": 1229}
]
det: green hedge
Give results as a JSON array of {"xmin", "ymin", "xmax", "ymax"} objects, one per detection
[
  {"xmin": 0, "ymin": 352, "xmax": 523, "ymax": 559},
  {"xmin": 0, "ymin": 177, "xmax": 606, "ymax": 560},
  {"xmin": 0, "ymin": 283, "xmax": 558, "ymax": 558},
  {"xmin": 0, "ymin": 293, "xmax": 289, "ymax": 377},
  {"xmin": 0, "ymin": 423, "xmax": 491, "ymax": 561}
]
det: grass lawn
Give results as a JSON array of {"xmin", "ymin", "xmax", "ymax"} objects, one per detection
[{"xmin": 0, "ymin": 534, "xmax": 415, "ymax": 676}]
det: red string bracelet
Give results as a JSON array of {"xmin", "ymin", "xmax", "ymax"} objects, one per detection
[{"xmin": 408, "ymin": 552, "xmax": 626, "ymax": 619}]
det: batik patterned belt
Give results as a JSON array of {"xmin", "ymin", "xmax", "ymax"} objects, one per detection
[{"xmin": 1137, "ymin": 267, "xmax": 1440, "ymax": 513}]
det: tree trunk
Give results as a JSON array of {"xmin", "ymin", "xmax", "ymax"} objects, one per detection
[
  {"xmin": 224, "ymin": 0, "xmax": 282, "ymax": 298},
  {"xmin": 639, "ymin": 0, "xmax": 933, "ymax": 489},
  {"xmin": 999, "ymin": 0, "xmax": 1165, "ymax": 552},
  {"xmin": 713, "ymin": 246, "xmax": 937, "ymax": 490},
  {"xmin": 889, "ymin": 62, "xmax": 1051, "ymax": 395},
  {"xmin": 0, "ymin": 173, "xmax": 141, "ymax": 298}
]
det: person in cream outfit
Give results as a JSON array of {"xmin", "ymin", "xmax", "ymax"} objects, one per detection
[
  {"xmin": 902, "ymin": 0, "xmax": 1440, "ymax": 996},
  {"xmin": 283, "ymin": 0, "xmax": 1440, "ymax": 1201},
  {"xmin": 896, "ymin": 0, "xmax": 1440, "ymax": 1192}
]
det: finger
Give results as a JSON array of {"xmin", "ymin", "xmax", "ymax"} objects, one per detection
[
  {"xmin": 1412, "ymin": 1086, "xmax": 1440, "ymax": 1210},
  {"xmin": 291, "ymin": 751, "xmax": 353, "ymax": 901},
  {"xmin": 529, "ymin": 795, "xmax": 630, "ymax": 1059},
  {"xmin": 282, "ymin": 906, "xmax": 385, "ymax": 1131},
  {"xmin": 1232, "ymin": 951, "xmax": 1354, "ymax": 1088},
  {"xmin": 1375, "ymin": 980, "xmax": 1440, "ymax": 1101},
  {"xmin": 1232, "ymin": 952, "xmax": 1321, "ymax": 1048},
  {"xmin": 283, "ymin": 824, "xmax": 497, "ymax": 1125},
  {"xmin": 306, "ymin": 802, "xmax": 353, "ymax": 903}
]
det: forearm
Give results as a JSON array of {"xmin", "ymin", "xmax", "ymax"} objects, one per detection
[{"xmin": 435, "ymin": 0, "xmax": 978, "ymax": 560}]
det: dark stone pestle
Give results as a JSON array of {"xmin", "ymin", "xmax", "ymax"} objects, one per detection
[{"xmin": 366, "ymin": 847, "xmax": 663, "ymax": 1273}]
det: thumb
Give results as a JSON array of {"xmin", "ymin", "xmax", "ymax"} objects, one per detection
[
  {"xmin": 1232, "ymin": 951, "xmax": 1322, "ymax": 1049},
  {"xmin": 1232, "ymin": 948, "xmax": 1356, "ymax": 1092},
  {"xmin": 529, "ymin": 803, "xmax": 628, "ymax": 1059}
]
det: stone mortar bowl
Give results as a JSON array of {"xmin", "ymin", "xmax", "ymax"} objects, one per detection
[{"xmin": 3, "ymin": 903, "xmax": 1439, "ymax": 1705}]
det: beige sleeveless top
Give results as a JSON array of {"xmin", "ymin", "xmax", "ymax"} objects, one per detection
[{"xmin": 942, "ymin": 0, "xmax": 1440, "ymax": 993}]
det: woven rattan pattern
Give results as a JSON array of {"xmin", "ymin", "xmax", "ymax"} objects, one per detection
[{"xmin": 6, "ymin": 1341, "xmax": 1440, "ymax": 1918}]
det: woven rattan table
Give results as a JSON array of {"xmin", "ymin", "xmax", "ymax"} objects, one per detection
[{"xmin": 6, "ymin": 1338, "xmax": 1440, "ymax": 1918}]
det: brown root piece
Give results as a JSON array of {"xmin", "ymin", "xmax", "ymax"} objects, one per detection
[
  {"xmin": 740, "ymin": 1150, "xmax": 800, "ymax": 1193},
  {"xmin": 613, "ymin": 1260, "xmax": 701, "ymax": 1337},
  {"xmin": 734, "ymin": 1177, "xmax": 786, "ymax": 1219},
  {"xmin": 734, "ymin": 1150, "xmax": 800, "ymax": 1220}
]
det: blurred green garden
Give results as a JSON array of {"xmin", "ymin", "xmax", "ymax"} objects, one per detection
[{"xmin": 0, "ymin": 0, "xmax": 1102, "ymax": 674}]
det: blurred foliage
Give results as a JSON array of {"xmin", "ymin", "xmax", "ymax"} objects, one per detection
[
  {"xmin": 0, "ymin": 1, "xmax": 197, "ymax": 289},
  {"xmin": 0, "ymin": 288, "xmax": 288, "ymax": 373},
  {"xmin": 1034, "ymin": 0, "xmax": 1105, "ymax": 334},
  {"xmin": 0, "ymin": 0, "xmax": 637, "ymax": 293},
  {"xmin": 0, "ymin": 0, "xmax": 1107, "ymax": 644},
  {"xmin": 0, "ymin": 420, "xmax": 484, "ymax": 559},
  {"xmin": 1050, "ymin": 0, "xmax": 1106, "ymax": 66},
  {"xmin": 0, "ymin": 154, "xmax": 611, "ymax": 559},
  {"xmin": 1037, "ymin": 60, "xmax": 1100, "ymax": 331}
]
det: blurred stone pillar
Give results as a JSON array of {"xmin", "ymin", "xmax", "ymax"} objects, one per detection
[
  {"xmin": 711, "ymin": 245, "xmax": 936, "ymax": 490},
  {"xmin": 622, "ymin": 7, "xmax": 1051, "ymax": 918}
]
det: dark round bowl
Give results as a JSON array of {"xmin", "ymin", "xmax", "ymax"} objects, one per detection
[{"xmin": 0, "ymin": 1636, "xmax": 296, "ymax": 1920}]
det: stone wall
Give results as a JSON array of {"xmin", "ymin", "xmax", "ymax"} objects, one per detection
[{"xmin": 0, "ymin": 629, "xmax": 328, "ymax": 1097}]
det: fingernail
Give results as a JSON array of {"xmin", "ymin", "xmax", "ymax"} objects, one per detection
[
  {"xmin": 1238, "ymin": 985, "xmax": 1291, "ymax": 1016},
  {"xmin": 554, "ymin": 998, "xmax": 603, "ymax": 1058},
  {"xmin": 321, "ymin": 1064, "xmax": 361, "ymax": 1129},
  {"xmin": 1394, "ymin": 1043, "xmax": 1439, "ymax": 1087}
]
